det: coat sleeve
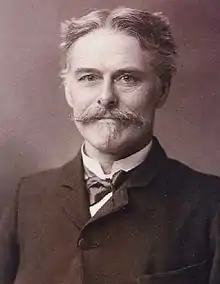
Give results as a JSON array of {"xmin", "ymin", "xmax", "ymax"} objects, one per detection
[
  {"xmin": 209, "ymin": 206, "xmax": 220, "ymax": 284},
  {"xmin": 0, "ymin": 186, "xmax": 20, "ymax": 284}
]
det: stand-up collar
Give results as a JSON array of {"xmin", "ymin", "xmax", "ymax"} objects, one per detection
[
  {"xmin": 61, "ymin": 136, "xmax": 167, "ymax": 189},
  {"xmin": 81, "ymin": 140, "xmax": 152, "ymax": 180}
]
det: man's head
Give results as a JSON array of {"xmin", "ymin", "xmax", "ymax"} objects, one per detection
[{"xmin": 60, "ymin": 7, "xmax": 177, "ymax": 159}]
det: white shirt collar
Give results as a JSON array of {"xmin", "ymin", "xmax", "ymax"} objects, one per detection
[{"xmin": 81, "ymin": 141, "xmax": 152, "ymax": 180}]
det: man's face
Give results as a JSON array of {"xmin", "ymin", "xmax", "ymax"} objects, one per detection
[{"xmin": 65, "ymin": 29, "xmax": 168, "ymax": 158}]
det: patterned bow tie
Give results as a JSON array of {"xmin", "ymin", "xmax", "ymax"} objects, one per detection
[{"xmin": 86, "ymin": 170, "xmax": 127, "ymax": 206}]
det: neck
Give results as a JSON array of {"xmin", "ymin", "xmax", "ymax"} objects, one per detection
[
  {"xmin": 84, "ymin": 137, "xmax": 152, "ymax": 174},
  {"xmin": 83, "ymin": 144, "xmax": 116, "ymax": 174}
]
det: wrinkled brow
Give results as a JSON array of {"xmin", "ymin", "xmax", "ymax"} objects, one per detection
[
  {"xmin": 74, "ymin": 68, "xmax": 102, "ymax": 76},
  {"xmin": 74, "ymin": 67, "xmax": 146, "ymax": 76}
]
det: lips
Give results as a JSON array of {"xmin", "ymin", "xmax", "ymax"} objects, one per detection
[
  {"xmin": 95, "ymin": 117, "xmax": 131, "ymax": 126},
  {"xmin": 99, "ymin": 117, "xmax": 117, "ymax": 119},
  {"xmin": 96, "ymin": 117, "xmax": 118, "ymax": 121},
  {"xmin": 97, "ymin": 116, "xmax": 126, "ymax": 121}
]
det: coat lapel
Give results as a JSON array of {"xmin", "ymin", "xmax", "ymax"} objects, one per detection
[
  {"xmin": 57, "ymin": 151, "xmax": 91, "ymax": 230},
  {"xmin": 127, "ymin": 136, "xmax": 168, "ymax": 188}
]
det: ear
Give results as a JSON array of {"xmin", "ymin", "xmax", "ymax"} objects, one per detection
[
  {"xmin": 156, "ymin": 81, "xmax": 170, "ymax": 109},
  {"xmin": 64, "ymin": 78, "xmax": 74, "ymax": 108}
]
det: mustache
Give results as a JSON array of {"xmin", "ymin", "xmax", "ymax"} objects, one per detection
[{"xmin": 73, "ymin": 107, "xmax": 144, "ymax": 127}]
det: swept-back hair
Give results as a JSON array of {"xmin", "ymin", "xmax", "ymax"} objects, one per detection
[{"xmin": 60, "ymin": 7, "xmax": 177, "ymax": 90}]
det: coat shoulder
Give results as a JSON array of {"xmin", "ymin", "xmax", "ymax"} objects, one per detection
[
  {"xmin": 18, "ymin": 153, "xmax": 82, "ymax": 196},
  {"xmin": 166, "ymin": 158, "xmax": 220, "ymax": 204},
  {"xmin": 168, "ymin": 158, "xmax": 220, "ymax": 186}
]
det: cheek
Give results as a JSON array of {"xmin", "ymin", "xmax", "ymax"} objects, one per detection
[
  {"xmin": 121, "ymin": 85, "xmax": 155, "ymax": 114},
  {"xmin": 68, "ymin": 85, "xmax": 98, "ymax": 113}
]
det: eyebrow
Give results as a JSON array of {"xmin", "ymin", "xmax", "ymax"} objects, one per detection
[
  {"xmin": 74, "ymin": 68, "xmax": 102, "ymax": 76},
  {"xmin": 113, "ymin": 68, "xmax": 146, "ymax": 78}
]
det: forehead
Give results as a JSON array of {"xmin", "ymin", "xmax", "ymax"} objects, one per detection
[{"xmin": 68, "ymin": 29, "xmax": 151, "ymax": 72}]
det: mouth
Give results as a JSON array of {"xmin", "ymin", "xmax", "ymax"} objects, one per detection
[
  {"xmin": 96, "ymin": 118, "xmax": 118, "ymax": 122},
  {"xmin": 97, "ymin": 117, "xmax": 129, "ymax": 122},
  {"xmin": 99, "ymin": 117, "xmax": 117, "ymax": 119},
  {"xmin": 94, "ymin": 117, "xmax": 133, "ymax": 127},
  {"xmin": 92, "ymin": 116, "xmax": 118, "ymax": 120}
]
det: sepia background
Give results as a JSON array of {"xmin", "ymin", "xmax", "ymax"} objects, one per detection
[{"xmin": 0, "ymin": 0, "xmax": 220, "ymax": 207}]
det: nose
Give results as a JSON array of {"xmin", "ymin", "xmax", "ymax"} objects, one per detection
[{"xmin": 97, "ymin": 77, "xmax": 118, "ymax": 108}]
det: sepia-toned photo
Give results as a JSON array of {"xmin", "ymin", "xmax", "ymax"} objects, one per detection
[{"xmin": 0, "ymin": 1, "xmax": 220, "ymax": 283}]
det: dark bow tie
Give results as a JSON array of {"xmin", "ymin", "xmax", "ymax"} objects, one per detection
[{"xmin": 86, "ymin": 170, "xmax": 127, "ymax": 206}]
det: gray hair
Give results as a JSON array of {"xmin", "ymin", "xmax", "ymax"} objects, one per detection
[{"xmin": 60, "ymin": 7, "xmax": 177, "ymax": 90}]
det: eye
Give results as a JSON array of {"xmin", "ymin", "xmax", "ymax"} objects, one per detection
[
  {"xmin": 78, "ymin": 74, "xmax": 99, "ymax": 82},
  {"xmin": 122, "ymin": 74, "xmax": 134, "ymax": 82},
  {"xmin": 116, "ymin": 73, "xmax": 140, "ymax": 85}
]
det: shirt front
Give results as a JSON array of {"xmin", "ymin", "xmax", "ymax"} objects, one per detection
[{"xmin": 81, "ymin": 141, "xmax": 152, "ymax": 216}]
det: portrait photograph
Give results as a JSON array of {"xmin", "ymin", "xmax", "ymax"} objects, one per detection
[{"xmin": 0, "ymin": 0, "xmax": 220, "ymax": 283}]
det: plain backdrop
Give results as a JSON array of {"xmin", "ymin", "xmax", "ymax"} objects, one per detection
[{"xmin": 0, "ymin": 0, "xmax": 220, "ymax": 207}]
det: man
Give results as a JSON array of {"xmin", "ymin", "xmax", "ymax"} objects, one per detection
[{"xmin": 0, "ymin": 7, "xmax": 220, "ymax": 284}]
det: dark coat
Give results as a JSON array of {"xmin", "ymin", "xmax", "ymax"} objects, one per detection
[{"xmin": 1, "ymin": 138, "xmax": 220, "ymax": 284}]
